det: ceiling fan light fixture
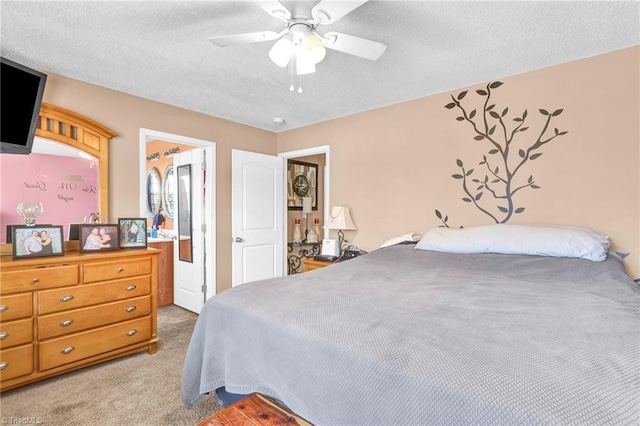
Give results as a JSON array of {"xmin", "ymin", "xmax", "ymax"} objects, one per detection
[
  {"xmin": 303, "ymin": 33, "xmax": 326, "ymax": 64},
  {"xmin": 295, "ymin": 53, "xmax": 316, "ymax": 75},
  {"xmin": 269, "ymin": 37, "xmax": 293, "ymax": 67}
]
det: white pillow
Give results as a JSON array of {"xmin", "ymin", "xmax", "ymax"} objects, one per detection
[
  {"xmin": 379, "ymin": 232, "xmax": 421, "ymax": 248},
  {"xmin": 415, "ymin": 224, "xmax": 610, "ymax": 261}
]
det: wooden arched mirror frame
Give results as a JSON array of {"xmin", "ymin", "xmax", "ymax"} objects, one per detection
[{"xmin": 35, "ymin": 103, "xmax": 117, "ymax": 218}]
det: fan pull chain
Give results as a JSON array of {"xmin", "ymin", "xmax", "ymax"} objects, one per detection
[{"xmin": 298, "ymin": 75, "xmax": 303, "ymax": 93}]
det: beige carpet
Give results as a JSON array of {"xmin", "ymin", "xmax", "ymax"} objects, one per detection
[{"xmin": 0, "ymin": 305, "xmax": 222, "ymax": 425}]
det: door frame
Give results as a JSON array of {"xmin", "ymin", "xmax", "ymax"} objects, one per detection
[
  {"xmin": 139, "ymin": 128, "xmax": 217, "ymax": 301},
  {"xmin": 278, "ymin": 145, "xmax": 330, "ymax": 271}
]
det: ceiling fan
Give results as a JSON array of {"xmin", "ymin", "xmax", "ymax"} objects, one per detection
[{"xmin": 208, "ymin": 0, "xmax": 387, "ymax": 91}]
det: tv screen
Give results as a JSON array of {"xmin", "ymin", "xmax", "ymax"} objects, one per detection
[{"xmin": 1, "ymin": 57, "xmax": 47, "ymax": 155}]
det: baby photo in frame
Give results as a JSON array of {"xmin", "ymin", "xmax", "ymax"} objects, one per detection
[
  {"xmin": 12, "ymin": 225, "xmax": 64, "ymax": 259},
  {"xmin": 118, "ymin": 218, "xmax": 147, "ymax": 249},
  {"xmin": 79, "ymin": 224, "xmax": 120, "ymax": 252}
]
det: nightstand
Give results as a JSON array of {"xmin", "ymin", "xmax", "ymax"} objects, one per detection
[{"xmin": 301, "ymin": 258, "xmax": 334, "ymax": 272}]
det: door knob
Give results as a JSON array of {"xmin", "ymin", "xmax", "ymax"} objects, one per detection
[{"xmin": 235, "ymin": 237, "xmax": 244, "ymax": 243}]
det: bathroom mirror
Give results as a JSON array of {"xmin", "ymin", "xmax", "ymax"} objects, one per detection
[
  {"xmin": 177, "ymin": 164, "xmax": 193, "ymax": 262},
  {"xmin": 146, "ymin": 167, "xmax": 162, "ymax": 217},
  {"xmin": 162, "ymin": 165, "xmax": 175, "ymax": 220}
]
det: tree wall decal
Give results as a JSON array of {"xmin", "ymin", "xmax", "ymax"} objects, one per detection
[{"xmin": 436, "ymin": 81, "xmax": 568, "ymax": 227}]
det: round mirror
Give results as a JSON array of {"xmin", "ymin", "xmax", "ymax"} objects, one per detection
[
  {"xmin": 162, "ymin": 165, "xmax": 175, "ymax": 220},
  {"xmin": 146, "ymin": 167, "xmax": 162, "ymax": 217}
]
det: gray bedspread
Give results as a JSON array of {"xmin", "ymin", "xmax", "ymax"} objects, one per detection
[{"xmin": 181, "ymin": 245, "xmax": 640, "ymax": 425}]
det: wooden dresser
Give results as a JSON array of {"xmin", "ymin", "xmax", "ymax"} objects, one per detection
[{"xmin": 0, "ymin": 248, "xmax": 159, "ymax": 391}]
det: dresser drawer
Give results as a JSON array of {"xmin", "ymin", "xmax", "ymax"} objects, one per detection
[
  {"xmin": 39, "ymin": 316, "xmax": 151, "ymax": 371},
  {"xmin": 84, "ymin": 258, "xmax": 151, "ymax": 283},
  {"xmin": 0, "ymin": 293, "xmax": 32, "ymax": 321},
  {"xmin": 38, "ymin": 296, "xmax": 151, "ymax": 339},
  {"xmin": 0, "ymin": 265, "xmax": 79, "ymax": 295},
  {"xmin": 0, "ymin": 344, "xmax": 34, "ymax": 381},
  {"xmin": 38, "ymin": 276, "xmax": 151, "ymax": 315},
  {"xmin": 0, "ymin": 318, "xmax": 33, "ymax": 349}
]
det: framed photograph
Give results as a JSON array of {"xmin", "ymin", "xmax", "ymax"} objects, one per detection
[
  {"xmin": 79, "ymin": 224, "xmax": 120, "ymax": 252},
  {"xmin": 12, "ymin": 225, "xmax": 64, "ymax": 259},
  {"xmin": 118, "ymin": 218, "xmax": 147, "ymax": 249},
  {"xmin": 287, "ymin": 159, "xmax": 318, "ymax": 210}
]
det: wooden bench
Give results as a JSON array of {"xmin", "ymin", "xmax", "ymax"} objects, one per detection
[{"xmin": 196, "ymin": 392, "xmax": 313, "ymax": 425}]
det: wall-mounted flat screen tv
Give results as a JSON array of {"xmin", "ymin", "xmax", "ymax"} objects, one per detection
[{"xmin": 1, "ymin": 57, "xmax": 48, "ymax": 155}]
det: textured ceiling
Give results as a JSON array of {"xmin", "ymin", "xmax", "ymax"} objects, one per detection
[{"xmin": 1, "ymin": 1, "xmax": 638, "ymax": 132}]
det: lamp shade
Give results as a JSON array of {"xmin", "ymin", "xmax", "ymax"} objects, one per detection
[
  {"xmin": 325, "ymin": 206, "xmax": 356, "ymax": 230},
  {"xmin": 302, "ymin": 197, "xmax": 313, "ymax": 214},
  {"xmin": 269, "ymin": 37, "xmax": 293, "ymax": 67}
]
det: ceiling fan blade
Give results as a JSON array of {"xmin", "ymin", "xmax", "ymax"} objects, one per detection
[
  {"xmin": 321, "ymin": 31, "xmax": 387, "ymax": 61},
  {"xmin": 312, "ymin": 0, "xmax": 369, "ymax": 25},
  {"xmin": 255, "ymin": 0, "xmax": 291, "ymax": 21},
  {"xmin": 208, "ymin": 30, "xmax": 282, "ymax": 47}
]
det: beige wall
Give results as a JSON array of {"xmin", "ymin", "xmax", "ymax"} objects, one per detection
[
  {"xmin": 40, "ymin": 74, "xmax": 277, "ymax": 293},
  {"xmin": 277, "ymin": 47, "xmax": 640, "ymax": 279},
  {"xmin": 31, "ymin": 46, "xmax": 640, "ymax": 290}
]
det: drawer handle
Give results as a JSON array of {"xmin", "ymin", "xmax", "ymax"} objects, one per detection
[
  {"xmin": 60, "ymin": 319, "xmax": 74, "ymax": 327},
  {"xmin": 118, "ymin": 267, "xmax": 124, "ymax": 273},
  {"xmin": 60, "ymin": 295, "xmax": 74, "ymax": 302},
  {"xmin": 0, "ymin": 362, "xmax": 7, "ymax": 370},
  {"xmin": 125, "ymin": 285, "xmax": 137, "ymax": 291},
  {"xmin": 0, "ymin": 332, "xmax": 8, "ymax": 340},
  {"xmin": 126, "ymin": 329, "xmax": 137, "ymax": 336},
  {"xmin": 125, "ymin": 306, "xmax": 137, "ymax": 313},
  {"xmin": 61, "ymin": 346, "xmax": 75, "ymax": 354},
  {"xmin": 32, "ymin": 278, "xmax": 40, "ymax": 284},
  {"xmin": 0, "ymin": 305, "xmax": 7, "ymax": 312}
]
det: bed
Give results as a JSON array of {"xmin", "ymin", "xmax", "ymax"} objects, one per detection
[{"xmin": 181, "ymin": 225, "xmax": 640, "ymax": 425}]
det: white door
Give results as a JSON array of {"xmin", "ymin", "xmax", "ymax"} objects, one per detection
[
  {"xmin": 173, "ymin": 148, "xmax": 207, "ymax": 312},
  {"xmin": 232, "ymin": 150, "xmax": 285, "ymax": 286}
]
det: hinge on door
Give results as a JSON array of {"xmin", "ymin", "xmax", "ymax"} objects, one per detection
[
  {"xmin": 201, "ymin": 161, "xmax": 206, "ymax": 171},
  {"xmin": 201, "ymin": 284, "xmax": 207, "ymax": 293},
  {"xmin": 201, "ymin": 223, "xmax": 207, "ymax": 232}
]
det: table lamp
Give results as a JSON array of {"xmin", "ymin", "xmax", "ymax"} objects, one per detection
[{"xmin": 324, "ymin": 206, "xmax": 357, "ymax": 253}]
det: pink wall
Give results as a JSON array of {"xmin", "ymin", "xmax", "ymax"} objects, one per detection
[{"xmin": 0, "ymin": 153, "xmax": 99, "ymax": 241}]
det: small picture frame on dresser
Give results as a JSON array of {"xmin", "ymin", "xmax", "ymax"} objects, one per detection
[
  {"xmin": 118, "ymin": 218, "xmax": 147, "ymax": 249},
  {"xmin": 78, "ymin": 224, "xmax": 120, "ymax": 253},
  {"xmin": 12, "ymin": 225, "xmax": 64, "ymax": 259}
]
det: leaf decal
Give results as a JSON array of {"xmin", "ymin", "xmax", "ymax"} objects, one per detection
[
  {"xmin": 474, "ymin": 135, "xmax": 485, "ymax": 141},
  {"xmin": 472, "ymin": 179, "xmax": 480, "ymax": 183},
  {"xmin": 445, "ymin": 102, "xmax": 456, "ymax": 109},
  {"xmin": 456, "ymin": 116, "xmax": 464, "ymax": 121},
  {"xmin": 513, "ymin": 117, "xmax": 522, "ymax": 122},
  {"xmin": 491, "ymin": 179, "xmax": 500, "ymax": 183},
  {"xmin": 457, "ymin": 91, "xmax": 468, "ymax": 100},
  {"xmin": 488, "ymin": 149, "xmax": 499, "ymax": 154},
  {"xmin": 501, "ymin": 107, "xmax": 509, "ymax": 117},
  {"xmin": 519, "ymin": 127, "xmax": 529, "ymax": 132},
  {"xmin": 462, "ymin": 197, "xmax": 472, "ymax": 203},
  {"xmin": 539, "ymin": 109, "xmax": 549, "ymax": 115},
  {"xmin": 435, "ymin": 209, "xmax": 442, "ymax": 219},
  {"xmin": 515, "ymin": 207, "xmax": 525, "ymax": 214},
  {"xmin": 531, "ymin": 184, "xmax": 540, "ymax": 189},
  {"xmin": 469, "ymin": 109, "xmax": 476, "ymax": 119},
  {"xmin": 456, "ymin": 159, "xmax": 464, "ymax": 167},
  {"xmin": 497, "ymin": 206, "xmax": 508, "ymax": 213},
  {"xmin": 477, "ymin": 184, "xmax": 485, "ymax": 190},
  {"xmin": 530, "ymin": 153, "xmax": 543, "ymax": 160},
  {"xmin": 558, "ymin": 131, "xmax": 568, "ymax": 136},
  {"xmin": 489, "ymin": 81, "xmax": 503, "ymax": 89},
  {"xmin": 486, "ymin": 104, "xmax": 495, "ymax": 111},
  {"xmin": 476, "ymin": 89, "xmax": 488, "ymax": 96},
  {"xmin": 466, "ymin": 169, "xmax": 474, "ymax": 176},
  {"xmin": 528, "ymin": 175, "xmax": 533, "ymax": 183},
  {"xmin": 488, "ymin": 125, "xmax": 496, "ymax": 135},
  {"xmin": 489, "ymin": 111, "xmax": 500, "ymax": 119},
  {"xmin": 523, "ymin": 109, "xmax": 528, "ymax": 119},
  {"xmin": 452, "ymin": 174, "xmax": 464, "ymax": 180},
  {"xmin": 552, "ymin": 109, "xmax": 563, "ymax": 116},
  {"xmin": 475, "ymin": 192, "xmax": 483, "ymax": 201},
  {"xmin": 518, "ymin": 149, "xmax": 526, "ymax": 158}
]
